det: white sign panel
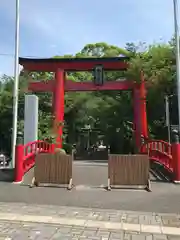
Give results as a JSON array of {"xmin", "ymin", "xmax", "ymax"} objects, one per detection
[{"xmin": 24, "ymin": 95, "xmax": 39, "ymax": 145}]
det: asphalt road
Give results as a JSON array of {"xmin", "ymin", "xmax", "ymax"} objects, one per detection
[{"xmin": 0, "ymin": 161, "xmax": 179, "ymax": 214}]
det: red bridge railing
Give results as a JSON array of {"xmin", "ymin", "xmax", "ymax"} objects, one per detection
[
  {"xmin": 140, "ymin": 139, "xmax": 173, "ymax": 171},
  {"xmin": 15, "ymin": 140, "xmax": 54, "ymax": 182},
  {"xmin": 14, "ymin": 138, "xmax": 180, "ymax": 183}
]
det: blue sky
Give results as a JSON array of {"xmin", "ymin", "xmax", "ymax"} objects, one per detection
[{"xmin": 0, "ymin": 0, "xmax": 178, "ymax": 76}]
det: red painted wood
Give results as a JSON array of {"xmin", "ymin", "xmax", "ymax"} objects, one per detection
[
  {"xmin": 53, "ymin": 69, "xmax": 65, "ymax": 148},
  {"xmin": 65, "ymin": 80, "xmax": 134, "ymax": 91},
  {"xmin": 15, "ymin": 144, "xmax": 24, "ymax": 182},
  {"xmin": 29, "ymin": 81, "xmax": 54, "ymax": 92},
  {"xmin": 22, "ymin": 140, "xmax": 53, "ymax": 174},
  {"xmin": 140, "ymin": 73, "xmax": 148, "ymax": 138},
  {"xmin": 172, "ymin": 143, "xmax": 180, "ymax": 182},
  {"xmin": 29, "ymin": 80, "xmax": 134, "ymax": 92},
  {"xmin": 140, "ymin": 139, "xmax": 173, "ymax": 172},
  {"xmin": 20, "ymin": 57, "xmax": 129, "ymax": 72}
]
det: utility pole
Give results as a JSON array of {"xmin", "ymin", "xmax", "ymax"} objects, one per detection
[
  {"xmin": 11, "ymin": 0, "xmax": 20, "ymax": 168},
  {"xmin": 173, "ymin": 0, "xmax": 180, "ymax": 134},
  {"xmin": 165, "ymin": 95, "xmax": 171, "ymax": 143}
]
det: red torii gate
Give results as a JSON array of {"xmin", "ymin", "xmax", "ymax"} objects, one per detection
[{"xmin": 19, "ymin": 57, "xmax": 148, "ymax": 150}]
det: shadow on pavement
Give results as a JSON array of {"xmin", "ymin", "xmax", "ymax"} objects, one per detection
[
  {"xmin": 150, "ymin": 161, "xmax": 174, "ymax": 183},
  {"xmin": 74, "ymin": 159, "xmax": 108, "ymax": 164}
]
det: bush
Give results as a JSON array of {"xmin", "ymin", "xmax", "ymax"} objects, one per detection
[
  {"xmin": 54, "ymin": 148, "xmax": 66, "ymax": 154},
  {"xmin": 62, "ymin": 143, "xmax": 73, "ymax": 154}
]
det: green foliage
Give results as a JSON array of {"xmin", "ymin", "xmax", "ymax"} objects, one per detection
[
  {"xmin": 0, "ymin": 40, "xmax": 177, "ymax": 154},
  {"xmin": 79, "ymin": 42, "xmax": 130, "ymax": 57}
]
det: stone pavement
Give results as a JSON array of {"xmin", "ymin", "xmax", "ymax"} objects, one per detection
[{"xmin": 0, "ymin": 202, "xmax": 180, "ymax": 239}]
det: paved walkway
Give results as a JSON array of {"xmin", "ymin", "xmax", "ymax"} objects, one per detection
[{"xmin": 0, "ymin": 202, "xmax": 180, "ymax": 239}]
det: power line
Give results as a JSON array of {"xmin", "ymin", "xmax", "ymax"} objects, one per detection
[
  {"xmin": 0, "ymin": 53, "xmax": 47, "ymax": 58},
  {"xmin": 0, "ymin": 53, "xmax": 14, "ymax": 57}
]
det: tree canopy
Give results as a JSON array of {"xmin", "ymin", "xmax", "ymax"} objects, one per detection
[{"xmin": 0, "ymin": 40, "xmax": 178, "ymax": 154}]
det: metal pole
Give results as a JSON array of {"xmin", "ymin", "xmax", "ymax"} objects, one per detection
[
  {"xmin": 11, "ymin": 0, "xmax": 20, "ymax": 168},
  {"xmin": 173, "ymin": 0, "xmax": 180, "ymax": 133},
  {"xmin": 165, "ymin": 96, "xmax": 171, "ymax": 143}
]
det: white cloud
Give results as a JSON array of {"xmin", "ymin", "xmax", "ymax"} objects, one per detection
[
  {"xmin": 0, "ymin": 0, "xmax": 178, "ymax": 75},
  {"xmin": 0, "ymin": 0, "xmax": 175, "ymax": 49}
]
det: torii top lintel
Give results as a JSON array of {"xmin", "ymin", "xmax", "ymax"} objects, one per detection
[{"xmin": 19, "ymin": 56, "xmax": 129, "ymax": 72}]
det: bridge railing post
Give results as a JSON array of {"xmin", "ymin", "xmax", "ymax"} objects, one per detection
[
  {"xmin": 171, "ymin": 129, "xmax": 180, "ymax": 183},
  {"xmin": 139, "ymin": 135, "xmax": 146, "ymax": 153},
  {"xmin": 14, "ymin": 144, "xmax": 24, "ymax": 182},
  {"xmin": 51, "ymin": 143, "xmax": 55, "ymax": 153},
  {"xmin": 14, "ymin": 132, "xmax": 24, "ymax": 183}
]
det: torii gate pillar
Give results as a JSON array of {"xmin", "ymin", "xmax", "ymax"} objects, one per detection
[
  {"xmin": 133, "ymin": 73, "xmax": 148, "ymax": 150},
  {"xmin": 52, "ymin": 69, "xmax": 65, "ymax": 148},
  {"xmin": 140, "ymin": 75, "xmax": 148, "ymax": 139}
]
